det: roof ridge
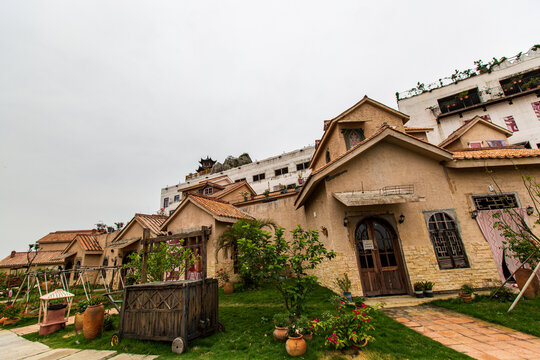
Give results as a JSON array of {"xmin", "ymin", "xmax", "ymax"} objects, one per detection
[{"xmin": 189, "ymin": 193, "xmax": 231, "ymax": 204}]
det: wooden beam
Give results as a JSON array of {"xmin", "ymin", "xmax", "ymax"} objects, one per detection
[{"xmin": 140, "ymin": 228, "xmax": 150, "ymax": 284}]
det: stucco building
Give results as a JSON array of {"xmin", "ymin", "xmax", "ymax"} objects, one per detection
[{"xmin": 397, "ymin": 45, "xmax": 540, "ymax": 148}]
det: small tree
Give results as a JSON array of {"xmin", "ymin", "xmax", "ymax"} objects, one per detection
[
  {"xmin": 237, "ymin": 225, "xmax": 335, "ymax": 314},
  {"xmin": 123, "ymin": 240, "xmax": 196, "ymax": 283}
]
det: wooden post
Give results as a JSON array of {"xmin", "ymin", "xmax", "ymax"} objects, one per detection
[{"xmin": 140, "ymin": 229, "xmax": 150, "ymax": 284}]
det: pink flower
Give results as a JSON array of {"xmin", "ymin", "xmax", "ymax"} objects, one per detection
[{"xmin": 353, "ymin": 331, "xmax": 356, "ymax": 334}]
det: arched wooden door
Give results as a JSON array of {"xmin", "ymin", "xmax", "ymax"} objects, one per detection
[{"xmin": 355, "ymin": 218, "xmax": 407, "ymax": 296}]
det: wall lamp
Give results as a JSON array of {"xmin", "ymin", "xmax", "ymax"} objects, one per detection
[
  {"xmin": 527, "ymin": 206, "xmax": 534, "ymax": 216},
  {"xmin": 343, "ymin": 217, "xmax": 349, "ymax": 227},
  {"xmin": 471, "ymin": 210, "xmax": 479, "ymax": 219},
  {"xmin": 321, "ymin": 226, "xmax": 328, "ymax": 237},
  {"xmin": 398, "ymin": 214, "xmax": 405, "ymax": 224}
]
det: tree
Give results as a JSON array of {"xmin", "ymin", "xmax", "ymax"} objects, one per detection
[
  {"xmin": 123, "ymin": 240, "xmax": 196, "ymax": 283},
  {"xmin": 237, "ymin": 224, "xmax": 335, "ymax": 314}
]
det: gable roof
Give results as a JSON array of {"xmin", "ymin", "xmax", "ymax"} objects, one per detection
[
  {"xmin": 161, "ymin": 194, "xmax": 254, "ymax": 229},
  {"xmin": 180, "ymin": 180, "xmax": 226, "ymax": 193},
  {"xmin": 62, "ymin": 234, "xmax": 102, "ymax": 254},
  {"xmin": 0, "ymin": 250, "xmax": 64, "ymax": 268},
  {"xmin": 296, "ymin": 125, "xmax": 453, "ymax": 208},
  {"xmin": 310, "ymin": 96, "xmax": 410, "ymax": 169},
  {"xmin": 404, "ymin": 127, "xmax": 433, "ymax": 133},
  {"xmin": 210, "ymin": 180, "xmax": 256, "ymax": 199},
  {"xmin": 38, "ymin": 230, "xmax": 96, "ymax": 244},
  {"xmin": 112, "ymin": 213, "xmax": 168, "ymax": 242},
  {"xmin": 438, "ymin": 116, "xmax": 512, "ymax": 148}
]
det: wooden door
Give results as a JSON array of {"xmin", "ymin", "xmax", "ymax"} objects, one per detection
[{"xmin": 355, "ymin": 218, "xmax": 407, "ymax": 296}]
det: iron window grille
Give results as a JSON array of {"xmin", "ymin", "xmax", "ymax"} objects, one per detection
[{"xmin": 472, "ymin": 194, "xmax": 518, "ymax": 210}]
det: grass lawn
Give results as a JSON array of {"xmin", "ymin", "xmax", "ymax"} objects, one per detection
[
  {"xmin": 23, "ymin": 284, "xmax": 470, "ymax": 359},
  {"xmin": 430, "ymin": 295, "xmax": 540, "ymax": 337}
]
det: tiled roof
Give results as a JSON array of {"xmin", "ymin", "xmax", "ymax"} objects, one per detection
[
  {"xmin": 234, "ymin": 188, "xmax": 299, "ymax": 205},
  {"xmin": 452, "ymin": 148, "xmax": 540, "ymax": 160},
  {"xmin": 438, "ymin": 116, "xmax": 512, "ymax": 148},
  {"xmin": 135, "ymin": 213, "xmax": 168, "ymax": 236},
  {"xmin": 0, "ymin": 250, "xmax": 64, "ymax": 268},
  {"xmin": 181, "ymin": 180, "xmax": 225, "ymax": 193},
  {"xmin": 404, "ymin": 127, "xmax": 433, "ymax": 132},
  {"xmin": 38, "ymin": 230, "xmax": 96, "ymax": 243},
  {"xmin": 75, "ymin": 234, "xmax": 103, "ymax": 252},
  {"xmin": 210, "ymin": 181, "xmax": 254, "ymax": 199},
  {"xmin": 189, "ymin": 194, "xmax": 253, "ymax": 220}
]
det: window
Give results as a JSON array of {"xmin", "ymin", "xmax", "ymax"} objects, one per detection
[
  {"xmin": 286, "ymin": 184, "xmax": 296, "ymax": 190},
  {"xmin": 169, "ymin": 210, "xmax": 175, "ymax": 215},
  {"xmin": 235, "ymin": 178, "xmax": 246, "ymax": 183},
  {"xmin": 174, "ymin": 195, "xmax": 180, "ymax": 202},
  {"xmin": 468, "ymin": 141, "xmax": 482, "ymax": 148},
  {"xmin": 472, "ymin": 194, "xmax": 518, "ymax": 210},
  {"xmin": 296, "ymin": 162, "xmax": 310, "ymax": 171},
  {"xmin": 428, "ymin": 212, "xmax": 469, "ymax": 270},
  {"xmin": 274, "ymin": 167, "xmax": 289, "ymax": 176},
  {"xmin": 163, "ymin": 197, "xmax": 169, "ymax": 208},
  {"xmin": 253, "ymin": 173, "xmax": 265, "ymax": 182},
  {"xmin": 343, "ymin": 129, "xmax": 366, "ymax": 150},
  {"xmin": 486, "ymin": 140, "xmax": 506, "ymax": 147},
  {"xmin": 203, "ymin": 187, "xmax": 213, "ymax": 195},
  {"xmin": 437, "ymin": 88, "xmax": 482, "ymax": 114},
  {"xmin": 325, "ymin": 149, "xmax": 331, "ymax": 164}
]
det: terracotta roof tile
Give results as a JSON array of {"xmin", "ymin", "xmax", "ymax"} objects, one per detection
[
  {"xmin": 38, "ymin": 230, "xmax": 96, "ymax": 244},
  {"xmin": 75, "ymin": 234, "xmax": 103, "ymax": 252},
  {"xmin": 134, "ymin": 213, "xmax": 168, "ymax": 236},
  {"xmin": 404, "ymin": 127, "xmax": 433, "ymax": 132},
  {"xmin": 0, "ymin": 250, "xmax": 64, "ymax": 268},
  {"xmin": 189, "ymin": 194, "xmax": 253, "ymax": 220},
  {"xmin": 452, "ymin": 148, "xmax": 540, "ymax": 160}
]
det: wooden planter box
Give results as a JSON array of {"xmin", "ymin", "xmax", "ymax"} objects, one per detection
[{"xmin": 116, "ymin": 279, "xmax": 221, "ymax": 352}]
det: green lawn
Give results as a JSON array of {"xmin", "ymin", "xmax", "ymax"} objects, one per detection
[
  {"xmin": 23, "ymin": 284, "xmax": 470, "ymax": 359},
  {"xmin": 430, "ymin": 295, "xmax": 540, "ymax": 337}
]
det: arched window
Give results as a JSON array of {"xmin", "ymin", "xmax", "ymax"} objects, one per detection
[
  {"xmin": 325, "ymin": 148, "xmax": 331, "ymax": 164},
  {"xmin": 428, "ymin": 212, "xmax": 469, "ymax": 269},
  {"xmin": 343, "ymin": 129, "xmax": 366, "ymax": 150}
]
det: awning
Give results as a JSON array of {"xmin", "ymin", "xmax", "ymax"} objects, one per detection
[
  {"xmin": 333, "ymin": 191, "xmax": 425, "ymax": 207},
  {"xmin": 51, "ymin": 252, "xmax": 77, "ymax": 261}
]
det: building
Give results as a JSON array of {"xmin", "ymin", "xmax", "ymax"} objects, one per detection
[
  {"xmin": 397, "ymin": 45, "xmax": 540, "ymax": 148},
  {"xmin": 158, "ymin": 96, "xmax": 540, "ymax": 297},
  {"xmin": 160, "ymin": 146, "xmax": 314, "ymax": 215}
]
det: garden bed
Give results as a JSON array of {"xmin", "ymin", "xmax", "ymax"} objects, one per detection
[{"xmin": 23, "ymin": 284, "xmax": 470, "ymax": 359}]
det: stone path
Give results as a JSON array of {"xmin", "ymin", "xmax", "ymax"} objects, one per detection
[
  {"xmin": 0, "ymin": 330, "xmax": 157, "ymax": 360},
  {"xmin": 385, "ymin": 305, "xmax": 540, "ymax": 360}
]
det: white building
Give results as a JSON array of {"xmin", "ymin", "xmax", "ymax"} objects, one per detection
[
  {"xmin": 397, "ymin": 45, "xmax": 540, "ymax": 148},
  {"xmin": 160, "ymin": 146, "xmax": 315, "ymax": 215}
]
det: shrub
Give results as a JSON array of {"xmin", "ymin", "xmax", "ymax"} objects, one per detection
[
  {"xmin": 103, "ymin": 314, "xmax": 114, "ymax": 331},
  {"xmin": 273, "ymin": 313, "xmax": 290, "ymax": 328},
  {"xmin": 353, "ymin": 296, "xmax": 365, "ymax": 306},
  {"xmin": 490, "ymin": 287, "xmax": 515, "ymax": 302},
  {"xmin": 460, "ymin": 284, "xmax": 474, "ymax": 294},
  {"xmin": 87, "ymin": 296, "xmax": 104, "ymax": 306},
  {"xmin": 216, "ymin": 268, "xmax": 230, "ymax": 283},
  {"xmin": 3, "ymin": 304, "xmax": 22, "ymax": 320},
  {"xmin": 414, "ymin": 282, "xmax": 424, "ymax": 291}
]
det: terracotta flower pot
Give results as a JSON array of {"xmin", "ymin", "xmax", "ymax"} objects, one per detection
[
  {"xmin": 273, "ymin": 326, "xmax": 288, "ymax": 342},
  {"xmin": 83, "ymin": 304, "xmax": 104, "ymax": 339},
  {"xmin": 223, "ymin": 282, "xmax": 234, "ymax": 295},
  {"xmin": 286, "ymin": 335, "xmax": 306, "ymax": 356},
  {"xmin": 75, "ymin": 312, "xmax": 84, "ymax": 332},
  {"xmin": 351, "ymin": 338, "xmax": 368, "ymax": 350},
  {"xmin": 459, "ymin": 292, "xmax": 472, "ymax": 303},
  {"xmin": 303, "ymin": 333, "xmax": 313, "ymax": 341}
]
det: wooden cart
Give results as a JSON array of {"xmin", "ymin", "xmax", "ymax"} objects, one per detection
[{"xmin": 111, "ymin": 227, "xmax": 223, "ymax": 353}]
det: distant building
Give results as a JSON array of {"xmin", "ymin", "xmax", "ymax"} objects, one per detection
[
  {"xmin": 397, "ymin": 45, "xmax": 540, "ymax": 148},
  {"xmin": 160, "ymin": 146, "xmax": 314, "ymax": 215}
]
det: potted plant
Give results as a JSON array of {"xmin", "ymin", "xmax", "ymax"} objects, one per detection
[
  {"xmin": 413, "ymin": 282, "xmax": 424, "ymax": 298},
  {"xmin": 352, "ymin": 296, "xmax": 365, "ymax": 308},
  {"xmin": 459, "ymin": 284, "xmax": 474, "ymax": 303},
  {"xmin": 335, "ymin": 273, "xmax": 352, "ymax": 301},
  {"xmin": 294, "ymin": 184, "xmax": 299, "ymax": 192},
  {"xmin": 285, "ymin": 323, "xmax": 306, "ymax": 356},
  {"xmin": 240, "ymin": 191, "xmax": 249, "ymax": 202},
  {"xmin": 423, "ymin": 281, "xmax": 434, "ymax": 298},
  {"xmin": 296, "ymin": 315, "xmax": 313, "ymax": 341},
  {"xmin": 298, "ymin": 174, "xmax": 303, "ymax": 185},
  {"xmin": 74, "ymin": 299, "xmax": 87, "ymax": 332},
  {"xmin": 83, "ymin": 296, "xmax": 105, "ymax": 339},
  {"xmin": 216, "ymin": 268, "xmax": 233, "ymax": 295},
  {"xmin": 103, "ymin": 312, "xmax": 114, "ymax": 331},
  {"xmin": 273, "ymin": 313, "xmax": 289, "ymax": 341},
  {"xmin": 263, "ymin": 189, "xmax": 270, "ymax": 200}
]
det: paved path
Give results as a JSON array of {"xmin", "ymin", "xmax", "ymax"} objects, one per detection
[
  {"xmin": 385, "ymin": 305, "xmax": 540, "ymax": 360},
  {"xmin": 0, "ymin": 330, "xmax": 157, "ymax": 360}
]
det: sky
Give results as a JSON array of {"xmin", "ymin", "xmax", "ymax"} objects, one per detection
[{"xmin": 0, "ymin": 1, "xmax": 538, "ymax": 255}]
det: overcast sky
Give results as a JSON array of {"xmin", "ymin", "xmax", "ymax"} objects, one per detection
[{"xmin": 0, "ymin": 1, "xmax": 538, "ymax": 255}]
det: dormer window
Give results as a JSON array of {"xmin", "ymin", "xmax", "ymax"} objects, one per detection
[
  {"xmin": 325, "ymin": 148, "xmax": 331, "ymax": 164},
  {"xmin": 343, "ymin": 129, "xmax": 365, "ymax": 150}
]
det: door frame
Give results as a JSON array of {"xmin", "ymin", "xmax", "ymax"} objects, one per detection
[{"xmin": 349, "ymin": 214, "xmax": 411, "ymax": 296}]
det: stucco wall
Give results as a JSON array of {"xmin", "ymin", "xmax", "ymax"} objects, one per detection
[{"xmin": 445, "ymin": 123, "xmax": 510, "ymax": 150}]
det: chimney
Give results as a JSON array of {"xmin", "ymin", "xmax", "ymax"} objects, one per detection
[{"xmin": 10, "ymin": 250, "xmax": 16, "ymax": 258}]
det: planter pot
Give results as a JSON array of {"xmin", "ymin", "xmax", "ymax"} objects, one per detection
[
  {"xmin": 298, "ymin": 179, "xmax": 303, "ymax": 185},
  {"xmin": 243, "ymin": 197, "xmax": 248, "ymax": 201},
  {"xmin": 424, "ymin": 289, "xmax": 434, "ymax": 298},
  {"xmin": 83, "ymin": 304, "xmax": 104, "ymax": 340},
  {"xmin": 343, "ymin": 292, "xmax": 353, "ymax": 302},
  {"xmin": 303, "ymin": 333, "xmax": 313, "ymax": 341},
  {"xmin": 75, "ymin": 312, "xmax": 84, "ymax": 332},
  {"xmin": 223, "ymin": 282, "xmax": 234, "ymax": 295},
  {"xmin": 3, "ymin": 318, "xmax": 20, "ymax": 326},
  {"xmin": 515, "ymin": 268, "xmax": 540, "ymax": 298},
  {"xmin": 0, "ymin": 317, "xmax": 6, "ymax": 326},
  {"xmin": 286, "ymin": 335, "xmax": 306, "ymax": 356},
  {"xmin": 351, "ymin": 338, "xmax": 369, "ymax": 350},
  {"xmin": 273, "ymin": 326, "xmax": 288, "ymax": 342},
  {"xmin": 414, "ymin": 290, "xmax": 424, "ymax": 298},
  {"xmin": 265, "ymin": 196, "xmax": 269, "ymax": 201},
  {"xmin": 40, "ymin": 281, "xmax": 52, "ymax": 291},
  {"xmin": 459, "ymin": 292, "xmax": 472, "ymax": 303}
]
